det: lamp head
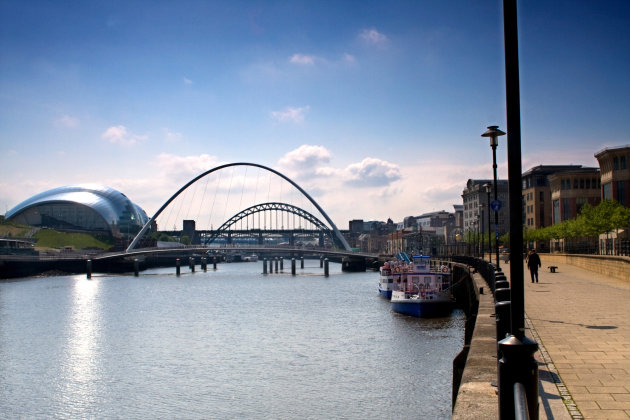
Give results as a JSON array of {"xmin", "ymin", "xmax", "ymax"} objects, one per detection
[{"xmin": 481, "ymin": 125, "xmax": 506, "ymax": 148}]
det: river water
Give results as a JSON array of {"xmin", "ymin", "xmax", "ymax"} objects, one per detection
[{"xmin": 0, "ymin": 261, "xmax": 465, "ymax": 419}]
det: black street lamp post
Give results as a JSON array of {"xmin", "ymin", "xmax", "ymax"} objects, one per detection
[
  {"xmin": 484, "ymin": 183, "xmax": 492, "ymax": 264},
  {"xmin": 482, "ymin": 125, "xmax": 505, "ymax": 271},
  {"xmin": 497, "ymin": 1, "xmax": 539, "ymax": 418}
]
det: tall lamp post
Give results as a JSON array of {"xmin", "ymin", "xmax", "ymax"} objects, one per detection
[
  {"xmin": 484, "ymin": 183, "xmax": 492, "ymax": 264},
  {"xmin": 481, "ymin": 125, "xmax": 505, "ymax": 271}
]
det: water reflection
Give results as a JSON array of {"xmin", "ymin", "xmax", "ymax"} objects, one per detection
[{"xmin": 60, "ymin": 276, "xmax": 102, "ymax": 412}]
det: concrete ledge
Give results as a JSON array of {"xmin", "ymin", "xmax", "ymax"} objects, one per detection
[
  {"xmin": 452, "ymin": 273, "xmax": 498, "ymax": 420},
  {"xmin": 542, "ymin": 253, "xmax": 630, "ymax": 282}
]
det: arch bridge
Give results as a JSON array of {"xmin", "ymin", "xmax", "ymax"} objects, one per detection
[{"xmin": 127, "ymin": 162, "xmax": 352, "ymax": 253}]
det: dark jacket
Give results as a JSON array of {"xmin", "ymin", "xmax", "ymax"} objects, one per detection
[{"xmin": 527, "ymin": 252, "xmax": 541, "ymax": 269}]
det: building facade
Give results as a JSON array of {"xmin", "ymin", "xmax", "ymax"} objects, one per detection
[
  {"xmin": 5, "ymin": 184, "xmax": 150, "ymax": 238},
  {"xmin": 595, "ymin": 146, "xmax": 630, "ymax": 207},
  {"xmin": 461, "ymin": 179, "xmax": 510, "ymax": 237},
  {"xmin": 522, "ymin": 165, "xmax": 585, "ymax": 229},
  {"xmin": 549, "ymin": 168, "xmax": 601, "ymax": 224}
]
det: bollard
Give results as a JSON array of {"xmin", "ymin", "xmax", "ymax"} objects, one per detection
[
  {"xmin": 320, "ymin": 256, "xmax": 323, "ymax": 268},
  {"xmin": 495, "ymin": 279, "xmax": 510, "ymax": 290},
  {"xmin": 300, "ymin": 256, "xmax": 304, "ymax": 269},
  {"xmin": 324, "ymin": 258, "xmax": 329, "ymax": 277},
  {"xmin": 201, "ymin": 257, "xmax": 207, "ymax": 271},
  {"xmin": 274, "ymin": 257, "xmax": 279, "ymax": 273},
  {"xmin": 263, "ymin": 258, "xmax": 268, "ymax": 274},
  {"xmin": 213, "ymin": 256, "xmax": 217, "ymax": 270},
  {"xmin": 86, "ymin": 259, "xmax": 92, "ymax": 279},
  {"xmin": 495, "ymin": 287, "xmax": 510, "ymax": 303},
  {"xmin": 291, "ymin": 258, "xmax": 296, "ymax": 276},
  {"xmin": 495, "ymin": 300, "xmax": 512, "ymax": 355},
  {"xmin": 190, "ymin": 257, "xmax": 195, "ymax": 272},
  {"xmin": 176, "ymin": 258, "xmax": 181, "ymax": 276},
  {"xmin": 498, "ymin": 335, "xmax": 539, "ymax": 420},
  {"xmin": 280, "ymin": 257, "xmax": 284, "ymax": 271},
  {"xmin": 134, "ymin": 258, "xmax": 139, "ymax": 277}
]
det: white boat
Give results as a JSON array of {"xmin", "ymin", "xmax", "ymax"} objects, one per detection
[
  {"xmin": 378, "ymin": 261, "xmax": 395, "ymax": 299},
  {"xmin": 243, "ymin": 254, "xmax": 259, "ymax": 262},
  {"xmin": 387, "ymin": 255, "xmax": 454, "ymax": 318}
]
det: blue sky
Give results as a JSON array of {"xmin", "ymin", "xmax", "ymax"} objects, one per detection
[{"xmin": 1, "ymin": 0, "xmax": 629, "ymax": 228}]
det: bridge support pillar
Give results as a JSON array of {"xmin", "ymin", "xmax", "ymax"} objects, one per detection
[
  {"xmin": 291, "ymin": 258, "xmax": 296, "ymax": 276},
  {"xmin": 258, "ymin": 232, "xmax": 263, "ymax": 245},
  {"xmin": 342, "ymin": 256, "xmax": 366, "ymax": 272}
]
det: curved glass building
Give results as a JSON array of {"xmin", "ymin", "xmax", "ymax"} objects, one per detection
[{"xmin": 5, "ymin": 184, "xmax": 149, "ymax": 238}]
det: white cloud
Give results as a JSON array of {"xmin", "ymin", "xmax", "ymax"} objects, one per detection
[
  {"xmin": 359, "ymin": 28, "xmax": 388, "ymax": 46},
  {"xmin": 101, "ymin": 125, "xmax": 147, "ymax": 145},
  {"xmin": 344, "ymin": 158, "xmax": 401, "ymax": 187},
  {"xmin": 55, "ymin": 115, "xmax": 79, "ymax": 128},
  {"xmin": 163, "ymin": 128, "xmax": 183, "ymax": 142},
  {"xmin": 289, "ymin": 53, "xmax": 316, "ymax": 65},
  {"xmin": 270, "ymin": 106, "xmax": 310, "ymax": 123},
  {"xmin": 278, "ymin": 145, "xmax": 332, "ymax": 178},
  {"xmin": 342, "ymin": 53, "xmax": 357, "ymax": 65},
  {"xmin": 183, "ymin": 77, "xmax": 193, "ymax": 86}
]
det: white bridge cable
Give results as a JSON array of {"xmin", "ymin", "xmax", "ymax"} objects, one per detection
[
  {"xmin": 222, "ymin": 166, "xmax": 235, "ymax": 230},
  {"xmin": 196, "ymin": 173, "xmax": 211, "ymax": 228},
  {"xmin": 206, "ymin": 170, "xmax": 222, "ymax": 231}
]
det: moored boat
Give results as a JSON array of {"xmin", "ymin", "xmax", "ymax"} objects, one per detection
[
  {"xmin": 378, "ymin": 261, "xmax": 395, "ymax": 299},
  {"xmin": 387, "ymin": 255, "xmax": 454, "ymax": 317}
]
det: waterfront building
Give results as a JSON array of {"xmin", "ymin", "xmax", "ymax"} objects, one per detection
[
  {"xmin": 461, "ymin": 179, "xmax": 509, "ymax": 238},
  {"xmin": 522, "ymin": 165, "xmax": 585, "ymax": 231},
  {"xmin": 548, "ymin": 167, "xmax": 601, "ymax": 253},
  {"xmin": 5, "ymin": 184, "xmax": 150, "ymax": 239},
  {"xmin": 549, "ymin": 168, "xmax": 601, "ymax": 224},
  {"xmin": 594, "ymin": 146, "xmax": 630, "ymax": 254},
  {"xmin": 595, "ymin": 145, "xmax": 630, "ymax": 206}
]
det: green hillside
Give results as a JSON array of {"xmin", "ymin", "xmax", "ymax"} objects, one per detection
[{"xmin": 33, "ymin": 230, "xmax": 113, "ymax": 250}]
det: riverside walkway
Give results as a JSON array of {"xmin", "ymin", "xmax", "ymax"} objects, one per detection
[{"xmin": 504, "ymin": 260, "xmax": 630, "ymax": 419}]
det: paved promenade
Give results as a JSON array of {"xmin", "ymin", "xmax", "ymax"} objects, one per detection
[{"xmin": 504, "ymin": 259, "xmax": 630, "ymax": 419}]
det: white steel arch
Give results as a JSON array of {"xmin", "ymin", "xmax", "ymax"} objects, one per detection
[{"xmin": 126, "ymin": 162, "xmax": 351, "ymax": 251}]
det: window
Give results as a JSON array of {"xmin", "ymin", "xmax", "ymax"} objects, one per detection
[
  {"xmin": 618, "ymin": 181, "xmax": 626, "ymax": 206},
  {"xmin": 614, "ymin": 156, "xmax": 619, "ymax": 170},
  {"xmin": 622, "ymin": 156, "xmax": 627, "ymax": 170},
  {"xmin": 540, "ymin": 191, "xmax": 544, "ymax": 201},
  {"xmin": 586, "ymin": 179, "xmax": 590, "ymax": 189},
  {"xmin": 603, "ymin": 182, "xmax": 612, "ymax": 200},
  {"xmin": 573, "ymin": 179, "xmax": 578, "ymax": 189},
  {"xmin": 580, "ymin": 179, "xmax": 585, "ymax": 189},
  {"xmin": 563, "ymin": 198, "xmax": 570, "ymax": 221},
  {"xmin": 553, "ymin": 199, "xmax": 560, "ymax": 224}
]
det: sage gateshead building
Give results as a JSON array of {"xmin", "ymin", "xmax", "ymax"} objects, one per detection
[{"xmin": 5, "ymin": 184, "xmax": 150, "ymax": 238}]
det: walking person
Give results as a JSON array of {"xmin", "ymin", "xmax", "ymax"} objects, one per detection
[{"xmin": 527, "ymin": 249, "xmax": 541, "ymax": 283}]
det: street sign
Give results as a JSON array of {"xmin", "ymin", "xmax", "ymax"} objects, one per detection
[{"xmin": 490, "ymin": 200, "xmax": 502, "ymax": 211}]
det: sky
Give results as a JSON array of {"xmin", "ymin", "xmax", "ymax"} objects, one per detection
[{"xmin": 1, "ymin": 0, "xmax": 629, "ymax": 230}]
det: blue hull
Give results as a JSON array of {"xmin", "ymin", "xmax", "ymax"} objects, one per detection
[
  {"xmin": 378, "ymin": 287, "xmax": 392, "ymax": 299},
  {"xmin": 391, "ymin": 300, "xmax": 453, "ymax": 318}
]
